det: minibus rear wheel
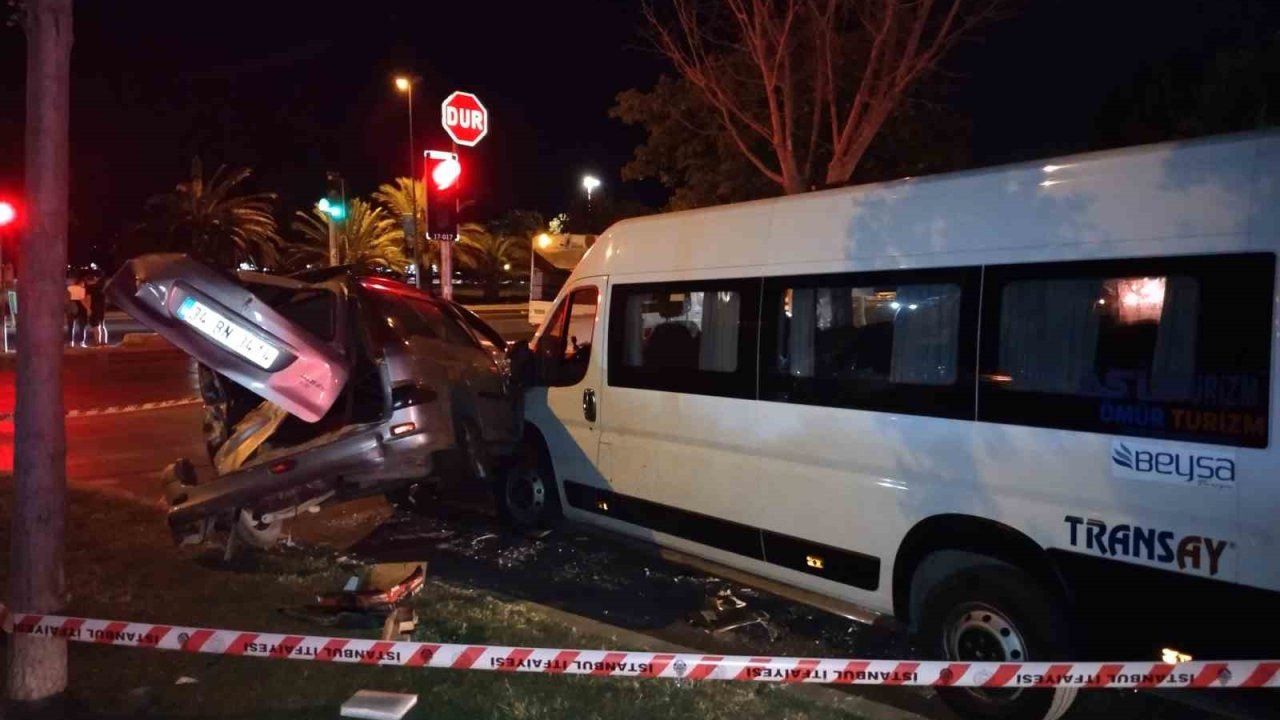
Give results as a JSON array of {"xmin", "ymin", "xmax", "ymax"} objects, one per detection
[
  {"xmin": 917, "ymin": 561, "xmax": 1077, "ymax": 720},
  {"xmin": 495, "ymin": 435, "xmax": 562, "ymax": 534}
]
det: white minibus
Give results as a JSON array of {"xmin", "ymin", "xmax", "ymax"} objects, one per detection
[{"xmin": 497, "ymin": 132, "xmax": 1280, "ymax": 720}]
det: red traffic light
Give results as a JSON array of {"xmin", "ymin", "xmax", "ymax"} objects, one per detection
[
  {"xmin": 0, "ymin": 201, "xmax": 15, "ymax": 227},
  {"xmin": 431, "ymin": 157, "xmax": 461, "ymax": 191}
]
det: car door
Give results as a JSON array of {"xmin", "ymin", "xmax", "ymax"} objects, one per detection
[
  {"xmin": 439, "ymin": 302, "xmax": 518, "ymax": 444},
  {"xmin": 524, "ymin": 279, "xmax": 605, "ymax": 493},
  {"xmin": 106, "ymin": 254, "xmax": 349, "ymax": 422}
]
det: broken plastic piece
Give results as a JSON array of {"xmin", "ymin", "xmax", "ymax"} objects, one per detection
[{"xmin": 340, "ymin": 690, "xmax": 418, "ymax": 720}]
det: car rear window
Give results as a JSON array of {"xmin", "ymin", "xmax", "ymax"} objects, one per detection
[{"xmin": 274, "ymin": 289, "xmax": 336, "ymax": 341}]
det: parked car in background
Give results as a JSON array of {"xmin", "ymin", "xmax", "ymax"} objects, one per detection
[{"xmin": 107, "ymin": 254, "xmax": 521, "ymax": 548}]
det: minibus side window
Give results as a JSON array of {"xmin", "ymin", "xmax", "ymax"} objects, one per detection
[
  {"xmin": 539, "ymin": 287, "xmax": 599, "ymax": 387},
  {"xmin": 979, "ymin": 252, "xmax": 1274, "ymax": 448},
  {"xmin": 759, "ymin": 268, "xmax": 979, "ymax": 419},
  {"xmin": 608, "ymin": 278, "xmax": 760, "ymax": 398}
]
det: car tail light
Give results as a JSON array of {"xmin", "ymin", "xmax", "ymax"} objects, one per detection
[
  {"xmin": 391, "ymin": 422, "xmax": 416, "ymax": 437},
  {"xmin": 391, "ymin": 383, "xmax": 437, "ymax": 409}
]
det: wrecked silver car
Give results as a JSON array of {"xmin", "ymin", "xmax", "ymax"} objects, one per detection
[{"xmin": 106, "ymin": 254, "xmax": 521, "ymax": 547}]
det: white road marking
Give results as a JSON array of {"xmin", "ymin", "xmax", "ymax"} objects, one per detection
[{"xmin": 0, "ymin": 396, "xmax": 200, "ymax": 422}]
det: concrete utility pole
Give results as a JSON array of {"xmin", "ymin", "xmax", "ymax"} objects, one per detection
[
  {"xmin": 327, "ymin": 215, "xmax": 339, "ymax": 266},
  {"xmin": 10, "ymin": 0, "xmax": 74, "ymax": 706}
]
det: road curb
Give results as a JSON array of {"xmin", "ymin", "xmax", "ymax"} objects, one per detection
[{"xmin": 0, "ymin": 396, "xmax": 200, "ymax": 422}]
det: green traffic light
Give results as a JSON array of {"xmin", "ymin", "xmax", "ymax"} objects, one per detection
[{"xmin": 317, "ymin": 198, "xmax": 345, "ymax": 220}]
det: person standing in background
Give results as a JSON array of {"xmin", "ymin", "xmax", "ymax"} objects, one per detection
[
  {"xmin": 66, "ymin": 272, "xmax": 88, "ymax": 347},
  {"xmin": 86, "ymin": 271, "xmax": 106, "ymax": 345}
]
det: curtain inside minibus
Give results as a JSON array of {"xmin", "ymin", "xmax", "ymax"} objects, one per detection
[
  {"xmin": 779, "ymin": 283, "xmax": 961, "ymax": 385},
  {"xmin": 998, "ymin": 275, "xmax": 1198, "ymax": 399}
]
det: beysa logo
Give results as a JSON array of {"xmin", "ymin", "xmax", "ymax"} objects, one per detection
[
  {"xmin": 1064, "ymin": 515, "xmax": 1229, "ymax": 577},
  {"xmin": 1111, "ymin": 440, "xmax": 1235, "ymax": 487}
]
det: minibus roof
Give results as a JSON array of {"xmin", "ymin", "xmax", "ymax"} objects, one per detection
[{"xmin": 574, "ymin": 130, "xmax": 1280, "ymax": 283}]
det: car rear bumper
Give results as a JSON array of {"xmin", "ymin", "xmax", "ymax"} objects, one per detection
[{"xmin": 163, "ymin": 415, "xmax": 449, "ymax": 544}]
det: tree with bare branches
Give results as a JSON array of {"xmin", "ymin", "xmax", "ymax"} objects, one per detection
[{"xmin": 644, "ymin": 0, "xmax": 1002, "ymax": 194}]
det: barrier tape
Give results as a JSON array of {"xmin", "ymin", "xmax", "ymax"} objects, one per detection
[{"xmin": 1, "ymin": 606, "xmax": 1277, "ymax": 688}]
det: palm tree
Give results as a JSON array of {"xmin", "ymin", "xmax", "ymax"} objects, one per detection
[
  {"xmin": 372, "ymin": 177, "xmax": 436, "ymax": 269},
  {"xmin": 289, "ymin": 197, "xmax": 408, "ymax": 271},
  {"xmin": 454, "ymin": 222, "xmax": 531, "ymax": 302},
  {"xmin": 139, "ymin": 158, "xmax": 281, "ymax": 268}
]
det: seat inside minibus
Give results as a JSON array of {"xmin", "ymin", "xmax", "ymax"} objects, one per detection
[{"xmin": 642, "ymin": 295, "xmax": 701, "ymax": 369}]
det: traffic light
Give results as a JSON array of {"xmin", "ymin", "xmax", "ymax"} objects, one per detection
[
  {"xmin": 424, "ymin": 151, "xmax": 459, "ymax": 241},
  {"xmin": 0, "ymin": 201, "xmax": 15, "ymax": 227},
  {"xmin": 322, "ymin": 171, "xmax": 345, "ymax": 220}
]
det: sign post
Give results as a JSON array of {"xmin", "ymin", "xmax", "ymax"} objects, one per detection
[
  {"xmin": 437, "ymin": 91, "xmax": 488, "ymax": 300},
  {"xmin": 422, "ymin": 150, "xmax": 460, "ymax": 297}
]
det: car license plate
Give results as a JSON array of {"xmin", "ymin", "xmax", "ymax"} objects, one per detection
[{"xmin": 177, "ymin": 297, "xmax": 280, "ymax": 370}]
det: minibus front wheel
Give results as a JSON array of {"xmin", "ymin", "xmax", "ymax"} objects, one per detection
[
  {"xmin": 495, "ymin": 433, "xmax": 562, "ymax": 534},
  {"xmin": 917, "ymin": 561, "xmax": 1077, "ymax": 720}
]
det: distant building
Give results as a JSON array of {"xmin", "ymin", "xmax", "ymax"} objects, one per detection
[{"xmin": 529, "ymin": 233, "xmax": 594, "ymax": 327}]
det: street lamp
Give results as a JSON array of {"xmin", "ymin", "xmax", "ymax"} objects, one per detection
[
  {"xmin": 582, "ymin": 175, "xmax": 601, "ymax": 202},
  {"xmin": 582, "ymin": 175, "xmax": 601, "ymax": 233},
  {"xmin": 394, "ymin": 74, "xmax": 422, "ymax": 286}
]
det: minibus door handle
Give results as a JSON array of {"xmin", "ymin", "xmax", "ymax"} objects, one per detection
[{"xmin": 582, "ymin": 388, "xmax": 597, "ymax": 423}]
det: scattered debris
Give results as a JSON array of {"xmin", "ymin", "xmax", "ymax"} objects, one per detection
[
  {"xmin": 340, "ymin": 690, "xmax": 418, "ymax": 720},
  {"xmin": 691, "ymin": 587, "xmax": 780, "ymax": 641},
  {"xmin": 283, "ymin": 561, "xmax": 427, "ymax": 630},
  {"xmin": 381, "ymin": 606, "xmax": 418, "ymax": 642},
  {"xmin": 316, "ymin": 562, "xmax": 427, "ymax": 612},
  {"xmin": 278, "ymin": 606, "xmax": 385, "ymax": 630}
]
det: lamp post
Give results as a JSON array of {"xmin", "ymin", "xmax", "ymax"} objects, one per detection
[{"xmin": 394, "ymin": 75, "xmax": 422, "ymax": 287}]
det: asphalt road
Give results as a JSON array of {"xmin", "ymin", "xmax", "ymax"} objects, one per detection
[
  {"xmin": 0, "ymin": 310, "xmax": 152, "ymax": 351},
  {"xmin": 467, "ymin": 304, "xmax": 535, "ymax": 343},
  {"xmin": 0, "ymin": 342, "xmax": 1260, "ymax": 720}
]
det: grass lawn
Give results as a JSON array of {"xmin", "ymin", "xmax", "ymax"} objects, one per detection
[{"xmin": 0, "ymin": 484, "xmax": 870, "ymax": 719}]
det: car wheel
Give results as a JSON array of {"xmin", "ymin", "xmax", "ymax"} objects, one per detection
[
  {"xmin": 917, "ymin": 562, "xmax": 1077, "ymax": 720},
  {"xmin": 233, "ymin": 509, "xmax": 283, "ymax": 549},
  {"xmin": 495, "ymin": 437, "xmax": 562, "ymax": 533}
]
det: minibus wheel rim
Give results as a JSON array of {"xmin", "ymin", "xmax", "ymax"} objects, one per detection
[
  {"xmin": 506, "ymin": 469, "xmax": 546, "ymax": 521},
  {"xmin": 945, "ymin": 602, "xmax": 1027, "ymax": 703}
]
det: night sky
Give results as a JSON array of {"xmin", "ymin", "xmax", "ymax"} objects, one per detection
[{"xmin": 1, "ymin": 0, "xmax": 1277, "ymax": 264}]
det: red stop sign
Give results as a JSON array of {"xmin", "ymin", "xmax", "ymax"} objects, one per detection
[{"xmin": 441, "ymin": 91, "xmax": 488, "ymax": 147}]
